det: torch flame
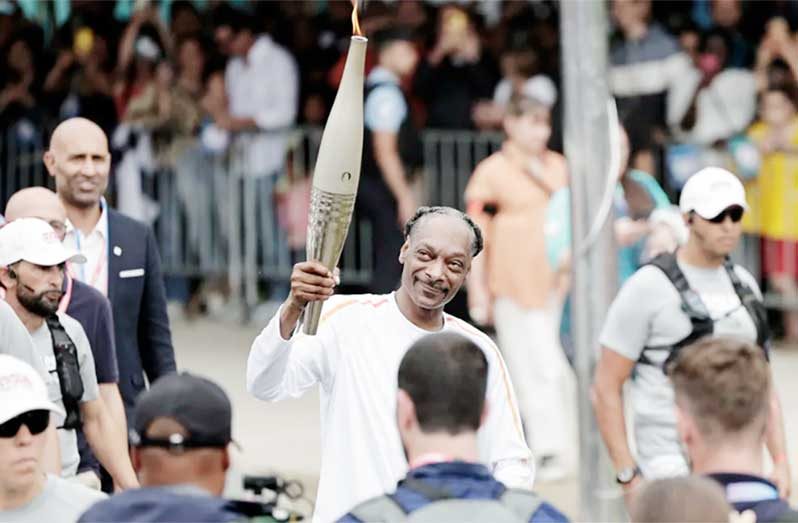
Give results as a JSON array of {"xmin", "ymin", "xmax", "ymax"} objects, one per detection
[{"xmin": 350, "ymin": 0, "xmax": 362, "ymax": 36}]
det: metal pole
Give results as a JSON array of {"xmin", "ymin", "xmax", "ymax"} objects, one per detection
[{"xmin": 560, "ymin": 1, "xmax": 624, "ymax": 520}]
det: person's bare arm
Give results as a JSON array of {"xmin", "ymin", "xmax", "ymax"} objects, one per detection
[
  {"xmin": 464, "ymin": 202, "xmax": 492, "ymax": 325},
  {"xmin": 592, "ymin": 348, "xmax": 639, "ymax": 487},
  {"xmin": 766, "ymin": 385, "xmax": 791, "ymax": 498},
  {"xmin": 81, "ymin": 399, "xmax": 138, "ymax": 489},
  {"xmin": 215, "ymin": 113, "xmax": 257, "ymax": 132},
  {"xmin": 373, "ymin": 131, "xmax": 415, "ymax": 226},
  {"xmin": 99, "ymin": 384, "xmax": 128, "ymax": 456},
  {"xmin": 615, "ymin": 217, "xmax": 651, "ymax": 247}
]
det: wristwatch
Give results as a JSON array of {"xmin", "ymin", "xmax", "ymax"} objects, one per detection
[{"xmin": 615, "ymin": 465, "xmax": 641, "ymax": 485}]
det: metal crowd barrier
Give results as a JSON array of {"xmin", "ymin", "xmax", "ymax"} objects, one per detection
[{"xmin": 1, "ymin": 123, "xmax": 794, "ymax": 315}]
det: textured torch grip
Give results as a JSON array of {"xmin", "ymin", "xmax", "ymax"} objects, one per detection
[{"xmin": 303, "ymin": 186, "xmax": 357, "ymax": 335}]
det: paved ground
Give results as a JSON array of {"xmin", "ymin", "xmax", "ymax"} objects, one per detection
[{"xmin": 170, "ymin": 312, "xmax": 798, "ymax": 520}]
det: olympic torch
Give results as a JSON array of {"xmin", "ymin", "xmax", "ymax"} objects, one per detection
[{"xmin": 302, "ymin": 4, "xmax": 367, "ymax": 335}]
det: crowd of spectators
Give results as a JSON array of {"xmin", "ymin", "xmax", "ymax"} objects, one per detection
[
  {"xmin": 0, "ymin": 0, "xmax": 563, "ymax": 146},
  {"xmin": 1, "ymin": 0, "xmax": 798, "ymax": 320}
]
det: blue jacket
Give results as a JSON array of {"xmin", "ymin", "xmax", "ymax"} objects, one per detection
[
  {"xmin": 338, "ymin": 462, "xmax": 569, "ymax": 523},
  {"xmin": 77, "ymin": 486, "xmax": 249, "ymax": 522},
  {"xmin": 107, "ymin": 209, "xmax": 176, "ymax": 422},
  {"xmin": 709, "ymin": 473, "xmax": 798, "ymax": 522}
]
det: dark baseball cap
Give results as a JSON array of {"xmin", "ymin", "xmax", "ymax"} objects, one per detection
[{"xmin": 131, "ymin": 373, "xmax": 233, "ymax": 449}]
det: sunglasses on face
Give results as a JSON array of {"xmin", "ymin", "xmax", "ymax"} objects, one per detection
[
  {"xmin": 707, "ymin": 206, "xmax": 744, "ymax": 224},
  {"xmin": 0, "ymin": 410, "xmax": 50, "ymax": 438}
]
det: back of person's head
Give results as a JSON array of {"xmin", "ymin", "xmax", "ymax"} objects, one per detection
[
  {"xmin": 669, "ymin": 337, "xmax": 770, "ymax": 445},
  {"xmin": 398, "ymin": 332, "xmax": 488, "ymax": 435},
  {"xmin": 130, "ymin": 373, "xmax": 233, "ymax": 495},
  {"xmin": 631, "ymin": 476, "xmax": 731, "ymax": 522}
]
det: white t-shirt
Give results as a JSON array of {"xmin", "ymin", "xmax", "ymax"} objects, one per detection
[
  {"xmin": 247, "ymin": 293, "xmax": 533, "ymax": 523},
  {"xmin": 0, "ymin": 474, "xmax": 106, "ymax": 523},
  {"xmin": 599, "ymin": 261, "xmax": 761, "ymax": 476},
  {"xmin": 30, "ymin": 313, "xmax": 100, "ymax": 478}
]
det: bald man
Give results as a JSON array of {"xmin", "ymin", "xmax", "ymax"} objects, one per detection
[
  {"xmin": 5, "ymin": 188, "xmax": 127, "ymax": 490},
  {"xmin": 44, "ymin": 117, "xmax": 176, "ymax": 427}
]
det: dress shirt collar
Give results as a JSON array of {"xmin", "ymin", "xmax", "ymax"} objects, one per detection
[{"xmin": 66, "ymin": 198, "xmax": 108, "ymax": 240}]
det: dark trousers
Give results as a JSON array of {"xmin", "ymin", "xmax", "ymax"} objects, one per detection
[{"xmin": 356, "ymin": 177, "xmax": 404, "ymax": 294}]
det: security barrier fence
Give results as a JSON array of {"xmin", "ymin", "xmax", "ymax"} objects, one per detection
[{"xmin": 0, "ymin": 123, "xmax": 794, "ymax": 314}]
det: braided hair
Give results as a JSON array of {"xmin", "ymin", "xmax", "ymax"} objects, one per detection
[{"xmin": 403, "ymin": 206, "xmax": 484, "ymax": 257}]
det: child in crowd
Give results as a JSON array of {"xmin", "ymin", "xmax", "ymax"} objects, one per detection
[{"xmin": 745, "ymin": 80, "xmax": 798, "ymax": 340}]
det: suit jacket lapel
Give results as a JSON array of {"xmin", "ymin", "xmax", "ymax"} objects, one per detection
[{"xmin": 107, "ymin": 210, "xmax": 120, "ymax": 303}]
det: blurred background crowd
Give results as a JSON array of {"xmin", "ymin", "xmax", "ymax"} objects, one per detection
[{"xmin": 0, "ymin": 0, "xmax": 797, "ymax": 336}]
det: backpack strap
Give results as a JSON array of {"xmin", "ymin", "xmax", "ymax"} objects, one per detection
[
  {"xmin": 348, "ymin": 495, "xmax": 408, "ymax": 523},
  {"xmin": 498, "ymin": 489, "xmax": 544, "ymax": 522},
  {"xmin": 45, "ymin": 314, "xmax": 84, "ymax": 430},
  {"xmin": 639, "ymin": 252, "xmax": 714, "ymax": 370},
  {"xmin": 723, "ymin": 257, "xmax": 771, "ymax": 351}
]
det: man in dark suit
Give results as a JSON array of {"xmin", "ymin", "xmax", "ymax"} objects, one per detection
[{"xmin": 44, "ymin": 117, "xmax": 176, "ymax": 424}]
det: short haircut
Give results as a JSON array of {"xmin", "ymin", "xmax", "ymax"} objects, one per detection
[
  {"xmin": 631, "ymin": 476, "xmax": 731, "ymax": 523},
  {"xmin": 403, "ymin": 206, "xmax": 484, "ymax": 257},
  {"xmin": 669, "ymin": 337, "xmax": 770, "ymax": 440},
  {"xmin": 398, "ymin": 332, "xmax": 488, "ymax": 435}
]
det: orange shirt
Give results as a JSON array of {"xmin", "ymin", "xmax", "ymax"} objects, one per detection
[{"xmin": 465, "ymin": 143, "xmax": 569, "ymax": 309}]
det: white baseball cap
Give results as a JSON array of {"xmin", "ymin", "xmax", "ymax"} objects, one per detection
[
  {"xmin": 679, "ymin": 167, "xmax": 748, "ymax": 220},
  {"xmin": 0, "ymin": 355, "xmax": 64, "ymax": 425},
  {"xmin": 0, "ymin": 218, "xmax": 86, "ymax": 268}
]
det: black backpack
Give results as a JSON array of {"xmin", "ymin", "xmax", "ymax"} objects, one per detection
[{"xmin": 637, "ymin": 252, "xmax": 770, "ymax": 371}]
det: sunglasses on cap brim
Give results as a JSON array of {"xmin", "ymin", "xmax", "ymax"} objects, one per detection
[
  {"xmin": 706, "ymin": 205, "xmax": 744, "ymax": 224},
  {"xmin": 0, "ymin": 410, "xmax": 50, "ymax": 438}
]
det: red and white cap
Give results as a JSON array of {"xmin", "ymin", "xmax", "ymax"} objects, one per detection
[
  {"xmin": 0, "ymin": 218, "xmax": 86, "ymax": 268},
  {"xmin": 0, "ymin": 355, "xmax": 64, "ymax": 425}
]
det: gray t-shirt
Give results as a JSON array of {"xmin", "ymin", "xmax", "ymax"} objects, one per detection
[
  {"xmin": 0, "ymin": 474, "xmax": 106, "ymax": 523},
  {"xmin": 30, "ymin": 313, "xmax": 100, "ymax": 478},
  {"xmin": 599, "ymin": 261, "xmax": 761, "ymax": 473},
  {"xmin": 0, "ymin": 300, "xmax": 48, "ymax": 379}
]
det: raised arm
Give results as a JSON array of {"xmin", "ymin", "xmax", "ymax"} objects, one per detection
[{"xmin": 246, "ymin": 262, "xmax": 339, "ymax": 401}]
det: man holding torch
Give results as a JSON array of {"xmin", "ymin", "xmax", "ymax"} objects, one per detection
[{"xmin": 246, "ymin": 206, "xmax": 533, "ymax": 523}]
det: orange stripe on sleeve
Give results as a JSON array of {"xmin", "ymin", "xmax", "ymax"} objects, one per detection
[{"xmin": 446, "ymin": 316, "xmax": 526, "ymax": 441}]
